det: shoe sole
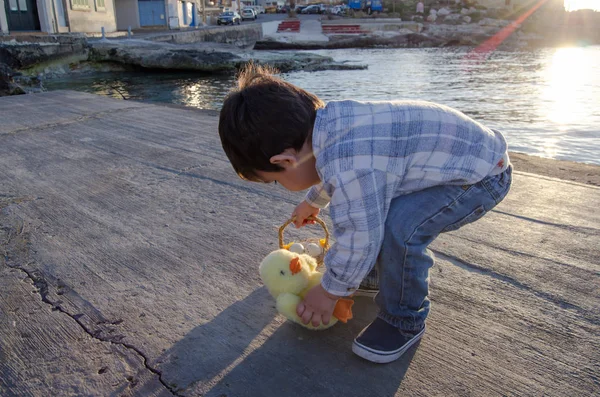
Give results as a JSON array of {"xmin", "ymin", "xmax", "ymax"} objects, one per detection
[{"xmin": 352, "ymin": 327, "xmax": 425, "ymax": 364}]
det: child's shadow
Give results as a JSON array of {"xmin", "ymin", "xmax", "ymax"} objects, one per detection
[{"xmin": 139, "ymin": 289, "xmax": 417, "ymax": 396}]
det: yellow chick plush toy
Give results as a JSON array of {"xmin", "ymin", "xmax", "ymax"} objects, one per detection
[{"xmin": 259, "ymin": 249, "xmax": 354, "ymax": 330}]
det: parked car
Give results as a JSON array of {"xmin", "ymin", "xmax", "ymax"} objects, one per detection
[
  {"xmin": 252, "ymin": 5, "xmax": 265, "ymax": 14},
  {"xmin": 330, "ymin": 5, "xmax": 344, "ymax": 15},
  {"xmin": 242, "ymin": 7, "xmax": 257, "ymax": 20},
  {"xmin": 295, "ymin": 5, "xmax": 307, "ymax": 13},
  {"xmin": 279, "ymin": 5, "xmax": 290, "ymax": 13},
  {"xmin": 217, "ymin": 11, "xmax": 241, "ymax": 25},
  {"xmin": 301, "ymin": 4, "xmax": 321, "ymax": 14}
]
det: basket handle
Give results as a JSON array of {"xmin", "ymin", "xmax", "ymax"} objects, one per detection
[{"xmin": 278, "ymin": 216, "xmax": 330, "ymax": 250}]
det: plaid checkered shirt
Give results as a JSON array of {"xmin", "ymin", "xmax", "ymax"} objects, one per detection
[{"xmin": 305, "ymin": 100, "xmax": 509, "ymax": 296}]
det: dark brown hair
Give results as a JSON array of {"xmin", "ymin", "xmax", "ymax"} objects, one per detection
[{"xmin": 218, "ymin": 63, "xmax": 324, "ymax": 182}]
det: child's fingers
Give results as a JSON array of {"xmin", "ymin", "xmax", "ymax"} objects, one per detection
[
  {"xmin": 322, "ymin": 312, "xmax": 331, "ymax": 326},
  {"xmin": 296, "ymin": 302, "xmax": 306, "ymax": 317},
  {"xmin": 311, "ymin": 314, "xmax": 322, "ymax": 327},
  {"xmin": 301, "ymin": 308, "xmax": 313, "ymax": 325}
]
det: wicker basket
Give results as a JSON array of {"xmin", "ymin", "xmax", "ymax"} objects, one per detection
[{"xmin": 278, "ymin": 216, "xmax": 330, "ymax": 267}]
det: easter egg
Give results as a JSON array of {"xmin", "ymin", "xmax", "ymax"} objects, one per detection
[
  {"xmin": 306, "ymin": 243, "xmax": 323, "ymax": 257},
  {"xmin": 289, "ymin": 243, "xmax": 305, "ymax": 254}
]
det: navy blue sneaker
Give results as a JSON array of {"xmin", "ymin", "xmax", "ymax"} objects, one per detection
[{"xmin": 352, "ymin": 318, "xmax": 425, "ymax": 364}]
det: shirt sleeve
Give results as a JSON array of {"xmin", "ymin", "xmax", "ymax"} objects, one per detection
[
  {"xmin": 305, "ymin": 183, "xmax": 331, "ymax": 209},
  {"xmin": 320, "ymin": 169, "xmax": 400, "ymax": 296}
]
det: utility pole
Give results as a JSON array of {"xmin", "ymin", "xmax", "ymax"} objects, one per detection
[
  {"xmin": 202, "ymin": 0, "xmax": 206, "ymax": 24},
  {"xmin": 237, "ymin": 0, "xmax": 242, "ymax": 13}
]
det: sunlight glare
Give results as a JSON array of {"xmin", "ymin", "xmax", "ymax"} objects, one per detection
[
  {"xmin": 543, "ymin": 47, "xmax": 590, "ymax": 128},
  {"xmin": 564, "ymin": 0, "xmax": 600, "ymax": 11}
]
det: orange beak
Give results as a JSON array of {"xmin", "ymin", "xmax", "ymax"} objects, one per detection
[{"xmin": 289, "ymin": 257, "xmax": 301, "ymax": 275}]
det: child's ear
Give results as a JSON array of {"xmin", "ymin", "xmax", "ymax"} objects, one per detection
[{"xmin": 270, "ymin": 149, "xmax": 298, "ymax": 168}]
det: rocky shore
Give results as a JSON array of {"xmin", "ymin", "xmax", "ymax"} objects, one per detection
[
  {"xmin": 3, "ymin": 3, "xmax": 597, "ymax": 95},
  {"xmin": 0, "ymin": 28, "xmax": 366, "ymax": 96},
  {"xmin": 88, "ymin": 39, "xmax": 367, "ymax": 73}
]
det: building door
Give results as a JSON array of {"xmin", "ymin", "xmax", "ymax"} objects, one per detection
[
  {"xmin": 138, "ymin": 0, "xmax": 167, "ymax": 26},
  {"xmin": 4, "ymin": 0, "xmax": 41, "ymax": 31}
]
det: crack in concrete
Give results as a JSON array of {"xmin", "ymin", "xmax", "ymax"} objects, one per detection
[
  {"xmin": 1, "ymin": 219, "xmax": 184, "ymax": 397},
  {"xmin": 433, "ymin": 249, "xmax": 600, "ymax": 326}
]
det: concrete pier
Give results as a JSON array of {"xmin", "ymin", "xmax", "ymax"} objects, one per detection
[{"xmin": 0, "ymin": 91, "xmax": 598, "ymax": 396}]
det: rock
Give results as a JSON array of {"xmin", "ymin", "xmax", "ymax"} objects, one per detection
[
  {"xmin": 90, "ymin": 40, "xmax": 366, "ymax": 73},
  {"xmin": 438, "ymin": 7, "xmax": 451, "ymax": 16},
  {"xmin": 0, "ymin": 62, "xmax": 26, "ymax": 96},
  {"xmin": 469, "ymin": 7, "xmax": 477, "ymax": 14},
  {"xmin": 0, "ymin": 63, "xmax": 13, "ymax": 95},
  {"xmin": 0, "ymin": 36, "xmax": 88, "ymax": 70},
  {"xmin": 256, "ymin": 33, "xmax": 445, "ymax": 50},
  {"xmin": 485, "ymin": 9, "xmax": 502, "ymax": 19},
  {"xmin": 461, "ymin": 8, "xmax": 470, "ymax": 15},
  {"xmin": 479, "ymin": 18, "xmax": 511, "ymax": 27},
  {"xmin": 430, "ymin": 9, "xmax": 437, "ymax": 15},
  {"xmin": 444, "ymin": 14, "xmax": 463, "ymax": 24},
  {"xmin": 90, "ymin": 43, "xmax": 239, "ymax": 72},
  {"xmin": 427, "ymin": 13, "xmax": 438, "ymax": 22},
  {"xmin": 463, "ymin": 16, "xmax": 472, "ymax": 24}
]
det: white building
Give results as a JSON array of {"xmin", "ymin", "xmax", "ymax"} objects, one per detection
[{"xmin": 0, "ymin": 0, "xmax": 203, "ymax": 34}]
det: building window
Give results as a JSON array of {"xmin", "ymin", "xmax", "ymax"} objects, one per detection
[
  {"xmin": 96, "ymin": 0, "xmax": 106, "ymax": 11},
  {"xmin": 71, "ymin": 0, "xmax": 90, "ymax": 10}
]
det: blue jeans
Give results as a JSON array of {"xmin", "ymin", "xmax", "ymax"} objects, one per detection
[{"xmin": 366, "ymin": 166, "xmax": 513, "ymax": 332}]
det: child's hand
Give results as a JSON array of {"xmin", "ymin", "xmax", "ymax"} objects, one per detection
[
  {"xmin": 292, "ymin": 200, "xmax": 320, "ymax": 228},
  {"xmin": 296, "ymin": 284, "xmax": 339, "ymax": 327}
]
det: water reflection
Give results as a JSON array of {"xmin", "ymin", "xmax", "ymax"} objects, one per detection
[{"xmin": 543, "ymin": 47, "xmax": 589, "ymax": 128}]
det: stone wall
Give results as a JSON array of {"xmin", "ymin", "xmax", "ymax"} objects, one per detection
[
  {"xmin": 322, "ymin": 19, "xmax": 423, "ymax": 33},
  {"xmin": 147, "ymin": 24, "xmax": 263, "ymax": 47},
  {"xmin": 0, "ymin": 35, "xmax": 89, "ymax": 70}
]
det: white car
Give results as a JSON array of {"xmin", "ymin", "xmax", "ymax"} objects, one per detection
[{"xmin": 241, "ymin": 8, "xmax": 257, "ymax": 20}]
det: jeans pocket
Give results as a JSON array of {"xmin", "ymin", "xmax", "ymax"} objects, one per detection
[{"xmin": 441, "ymin": 205, "xmax": 487, "ymax": 233}]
